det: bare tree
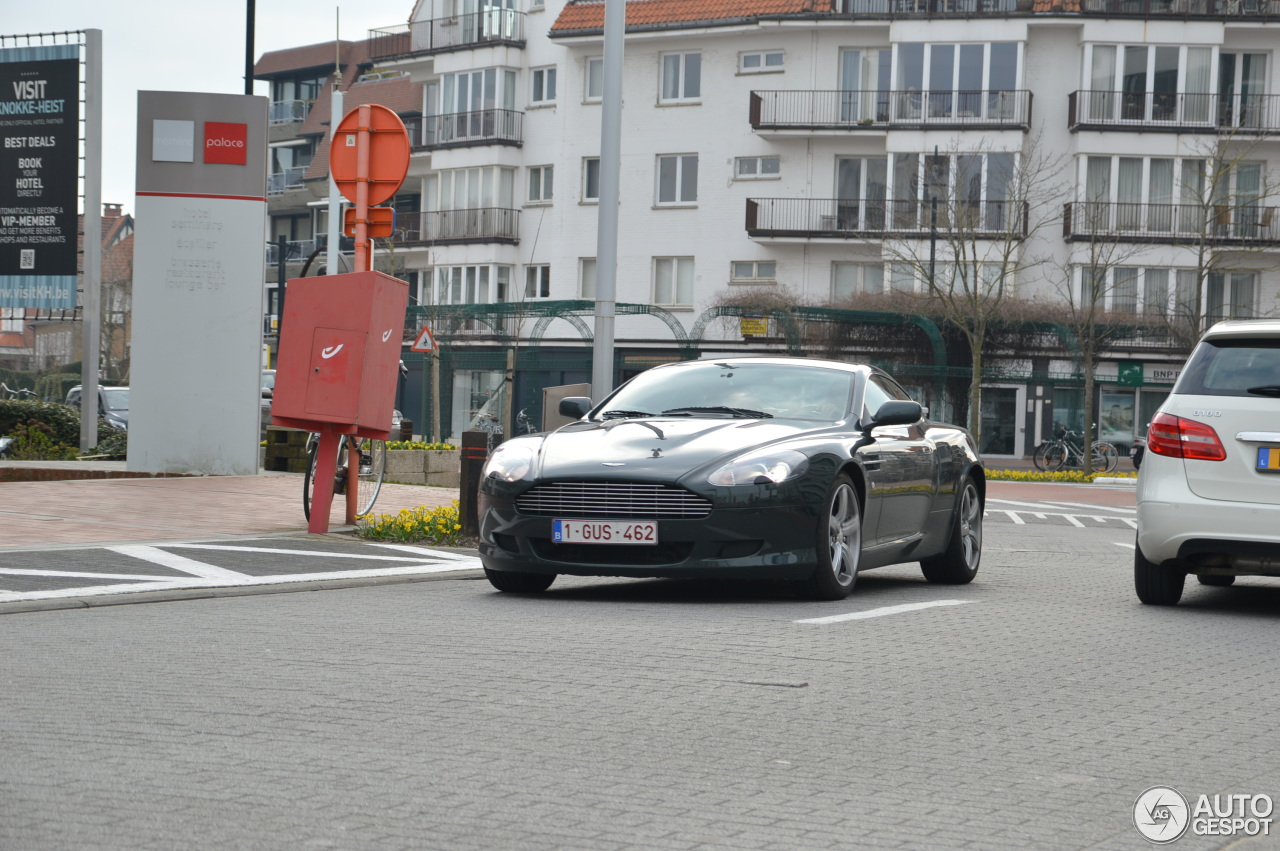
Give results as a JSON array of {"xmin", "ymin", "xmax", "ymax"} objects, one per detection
[
  {"xmin": 1158, "ymin": 129, "xmax": 1278, "ymax": 348},
  {"xmin": 1050, "ymin": 199, "xmax": 1151, "ymax": 471},
  {"xmin": 883, "ymin": 133, "xmax": 1067, "ymax": 445}
]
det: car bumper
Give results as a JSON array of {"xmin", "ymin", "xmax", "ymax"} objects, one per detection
[
  {"xmin": 478, "ymin": 494, "xmax": 821, "ymax": 580},
  {"xmin": 1137, "ymin": 453, "xmax": 1280, "ymax": 570}
]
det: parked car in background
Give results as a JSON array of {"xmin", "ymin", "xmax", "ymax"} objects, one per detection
[
  {"xmin": 65, "ymin": 385, "xmax": 129, "ymax": 431},
  {"xmin": 478, "ymin": 356, "xmax": 984, "ymax": 600},
  {"xmin": 1135, "ymin": 319, "xmax": 1280, "ymax": 605}
]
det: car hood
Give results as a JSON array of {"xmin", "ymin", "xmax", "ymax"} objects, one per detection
[{"xmin": 532, "ymin": 417, "xmax": 829, "ymax": 479}]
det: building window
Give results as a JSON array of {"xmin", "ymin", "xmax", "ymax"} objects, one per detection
[
  {"xmin": 525, "ymin": 265, "xmax": 551, "ymax": 299},
  {"xmin": 531, "ymin": 66, "xmax": 556, "ymax": 105},
  {"xmin": 530, "ymin": 0, "xmax": 545, "ymax": 9},
  {"xmin": 656, "ymin": 154, "xmax": 698, "ymax": 205},
  {"xmin": 735, "ymin": 156, "xmax": 780, "ymax": 179},
  {"xmin": 653, "ymin": 257, "xmax": 694, "ymax": 306},
  {"xmin": 731, "ymin": 261, "xmax": 777, "ymax": 284},
  {"xmin": 1208, "ymin": 272, "xmax": 1256, "ymax": 320},
  {"xmin": 893, "ymin": 42, "xmax": 1021, "ymax": 121},
  {"xmin": 585, "ymin": 57, "xmax": 603, "ymax": 102},
  {"xmin": 438, "ymin": 166, "xmax": 516, "ymax": 210},
  {"xmin": 528, "ymin": 165, "xmax": 553, "ymax": 203},
  {"xmin": 580, "ymin": 257, "xmax": 597, "ymax": 299},
  {"xmin": 660, "ymin": 52, "xmax": 701, "ymax": 103},
  {"xmin": 1, "ymin": 307, "xmax": 23, "ymax": 333},
  {"xmin": 436, "ymin": 265, "xmax": 514, "ymax": 305},
  {"xmin": 583, "ymin": 158, "xmax": 600, "ymax": 202},
  {"xmin": 740, "ymin": 51, "xmax": 784, "ymax": 73},
  {"xmin": 1083, "ymin": 44, "xmax": 1218, "ymax": 125},
  {"xmin": 832, "ymin": 263, "xmax": 884, "ymax": 299}
]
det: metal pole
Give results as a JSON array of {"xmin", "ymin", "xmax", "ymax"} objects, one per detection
[
  {"xmin": 326, "ymin": 17, "xmax": 343, "ymax": 276},
  {"xmin": 275, "ymin": 235, "xmax": 288, "ymax": 336},
  {"xmin": 80, "ymin": 29, "xmax": 102, "ymax": 453},
  {"xmin": 591, "ymin": 0, "xmax": 624, "ymax": 401},
  {"xmin": 244, "ymin": 0, "xmax": 255, "ymax": 96}
]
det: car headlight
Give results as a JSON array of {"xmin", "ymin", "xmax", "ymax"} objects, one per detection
[
  {"xmin": 707, "ymin": 449, "xmax": 808, "ymax": 486},
  {"xmin": 483, "ymin": 442, "xmax": 536, "ymax": 482}
]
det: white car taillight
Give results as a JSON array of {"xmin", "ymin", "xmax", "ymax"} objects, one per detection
[{"xmin": 1147, "ymin": 412, "xmax": 1227, "ymax": 461}]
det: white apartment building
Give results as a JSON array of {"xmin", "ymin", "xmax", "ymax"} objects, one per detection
[{"xmin": 259, "ymin": 0, "xmax": 1280, "ymax": 454}]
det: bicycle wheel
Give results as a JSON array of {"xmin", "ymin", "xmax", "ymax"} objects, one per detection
[
  {"xmin": 1041, "ymin": 442, "xmax": 1069, "ymax": 471},
  {"xmin": 1091, "ymin": 441, "xmax": 1119, "ymax": 473},
  {"xmin": 1032, "ymin": 442, "xmax": 1054, "ymax": 472},
  {"xmin": 354, "ymin": 438, "xmax": 387, "ymax": 516},
  {"xmin": 302, "ymin": 434, "xmax": 347, "ymax": 521}
]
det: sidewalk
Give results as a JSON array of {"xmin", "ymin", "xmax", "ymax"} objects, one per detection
[{"xmin": 0, "ymin": 462, "xmax": 460, "ymax": 550}]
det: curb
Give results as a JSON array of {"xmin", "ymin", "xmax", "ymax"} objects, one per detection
[{"xmin": 1093, "ymin": 476, "xmax": 1138, "ymax": 487}]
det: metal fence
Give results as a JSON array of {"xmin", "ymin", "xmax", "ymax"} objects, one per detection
[
  {"xmin": 368, "ymin": 10, "xmax": 525, "ymax": 60},
  {"xmin": 747, "ymin": 198, "xmax": 1030, "ymax": 238}
]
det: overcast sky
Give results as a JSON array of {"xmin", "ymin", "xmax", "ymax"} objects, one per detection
[{"xmin": 5, "ymin": 1, "xmax": 412, "ymax": 210}]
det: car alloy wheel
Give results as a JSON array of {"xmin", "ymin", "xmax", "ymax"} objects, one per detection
[{"xmin": 828, "ymin": 481, "xmax": 861, "ymax": 586}]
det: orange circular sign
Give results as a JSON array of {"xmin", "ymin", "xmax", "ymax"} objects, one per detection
[{"xmin": 329, "ymin": 104, "xmax": 411, "ymax": 207}]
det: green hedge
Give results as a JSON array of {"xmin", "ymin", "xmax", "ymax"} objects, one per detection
[{"xmin": 0, "ymin": 399, "xmax": 80, "ymax": 445}]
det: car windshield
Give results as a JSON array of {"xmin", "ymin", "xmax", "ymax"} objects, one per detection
[
  {"xmin": 599, "ymin": 361, "xmax": 855, "ymax": 421},
  {"xmin": 1174, "ymin": 339, "xmax": 1280, "ymax": 398},
  {"xmin": 102, "ymin": 388, "xmax": 129, "ymax": 411}
]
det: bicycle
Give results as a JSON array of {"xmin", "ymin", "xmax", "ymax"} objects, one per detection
[
  {"xmin": 1032, "ymin": 423, "xmax": 1119, "ymax": 473},
  {"xmin": 302, "ymin": 433, "xmax": 387, "ymax": 521},
  {"xmin": 0, "ymin": 382, "xmax": 35, "ymax": 400}
]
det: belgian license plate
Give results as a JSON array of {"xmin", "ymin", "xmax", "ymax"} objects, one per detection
[
  {"xmin": 553, "ymin": 519, "xmax": 658, "ymax": 545},
  {"xmin": 1257, "ymin": 447, "xmax": 1280, "ymax": 472}
]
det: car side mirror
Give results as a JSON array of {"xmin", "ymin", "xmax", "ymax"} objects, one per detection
[
  {"xmin": 869, "ymin": 400, "xmax": 922, "ymax": 428},
  {"xmin": 559, "ymin": 396, "xmax": 592, "ymax": 419}
]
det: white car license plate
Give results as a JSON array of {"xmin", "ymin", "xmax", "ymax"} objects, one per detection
[{"xmin": 552, "ymin": 520, "xmax": 658, "ymax": 545}]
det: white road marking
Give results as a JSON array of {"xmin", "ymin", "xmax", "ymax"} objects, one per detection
[
  {"xmin": 108, "ymin": 546, "xmax": 247, "ymax": 581},
  {"xmin": 166, "ymin": 543, "xmax": 434, "ymax": 562},
  {"xmin": 1038, "ymin": 500, "xmax": 1136, "ymax": 515},
  {"xmin": 796, "ymin": 600, "xmax": 971, "ymax": 625},
  {"xmin": 1115, "ymin": 542, "xmax": 1136, "ymax": 549},
  {"xmin": 1003, "ymin": 510, "xmax": 1026, "ymax": 525},
  {"xmin": 0, "ymin": 569, "xmax": 173, "ymax": 581},
  {"xmin": 0, "ymin": 562, "xmax": 481, "ymax": 604},
  {"xmin": 1065, "ymin": 515, "xmax": 1085, "ymax": 528},
  {"xmin": 368, "ymin": 543, "xmax": 481, "ymax": 563}
]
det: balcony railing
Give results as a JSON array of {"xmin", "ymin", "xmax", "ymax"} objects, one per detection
[
  {"xmin": 747, "ymin": 198, "xmax": 1029, "ymax": 239},
  {"xmin": 264, "ymin": 235, "xmax": 355, "ymax": 266},
  {"xmin": 839, "ymin": 0, "xmax": 1017, "ymax": 13},
  {"xmin": 837, "ymin": 0, "xmax": 1280, "ymax": 14},
  {"xmin": 1063, "ymin": 201, "xmax": 1280, "ymax": 244},
  {"xmin": 1069, "ymin": 90, "xmax": 1280, "ymax": 133},
  {"xmin": 267, "ymin": 166, "xmax": 308, "ymax": 195},
  {"xmin": 269, "ymin": 99, "xmax": 309, "ymax": 124},
  {"xmin": 750, "ymin": 90, "xmax": 1032, "ymax": 131},
  {"xmin": 397, "ymin": 208, "xmax": 520, "ymax": 244},
  {"xmin": 368, "ymin": 10, "xmax": 525, "ymax": 60},
  {"xmin": 425, "ymin": 109, "xmax": 523, "ymax": 149}
]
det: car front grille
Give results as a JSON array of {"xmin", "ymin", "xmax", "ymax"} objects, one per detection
[{"xmin": 515, "ymin": 481, "xmax": 713, "ymax": 519}]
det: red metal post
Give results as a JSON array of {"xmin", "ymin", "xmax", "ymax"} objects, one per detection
[{"xmin": 308, "ymin": 429, "xmax": 342, "ymax": 534}]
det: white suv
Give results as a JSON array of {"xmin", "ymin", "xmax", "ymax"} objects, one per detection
[{"xmin": 1135, "ymin": 319, "xmax": 1280, "ymax": 605}]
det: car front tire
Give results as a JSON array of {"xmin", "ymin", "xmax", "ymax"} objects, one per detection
[
  {"xmin": 921, "ymin": 477, "xmax": 982, "ymax": 585},
  {"xmin": 1134, "ymin": 538, "xmax": 1185, "ymax": 605},
  {"xmin": 484, "ymin": 568, "xmax": 556, "ymax": 594},
  {"xmin": 799, "ymin": 474, "xmax": 861, "ymax": 601}
]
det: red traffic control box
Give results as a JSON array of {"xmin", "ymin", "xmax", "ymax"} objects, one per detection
[{"xmin": 272, "ymin": 271, "xmax": 408, "ymax": 439}]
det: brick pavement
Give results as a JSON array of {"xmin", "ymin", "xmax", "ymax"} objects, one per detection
[
  {"xmin": 0, "ymin": 471, "xmax": 459, "ymax": 550},
  {"xmin": 3, "ymin": 521, "xmax": 1275, "ymax": 850}
]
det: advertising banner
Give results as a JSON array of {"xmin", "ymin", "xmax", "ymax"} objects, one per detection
[
  {"xmin": 0, "ymin": 43, "xmax": 79, "ymax": 309},
  {"xmin": 129, "ymin": 91, "xmax": 267, "ymax": 475}
]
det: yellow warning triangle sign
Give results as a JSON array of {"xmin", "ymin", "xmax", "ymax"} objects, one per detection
[{"xmin": 410, "ymin": 325, "xmax": 437, "ymax": 352}]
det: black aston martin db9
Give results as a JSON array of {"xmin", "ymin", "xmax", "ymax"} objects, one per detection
[{"xmin": 478, "ymin": 356, "xmax": 983, "ymax": 600}]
